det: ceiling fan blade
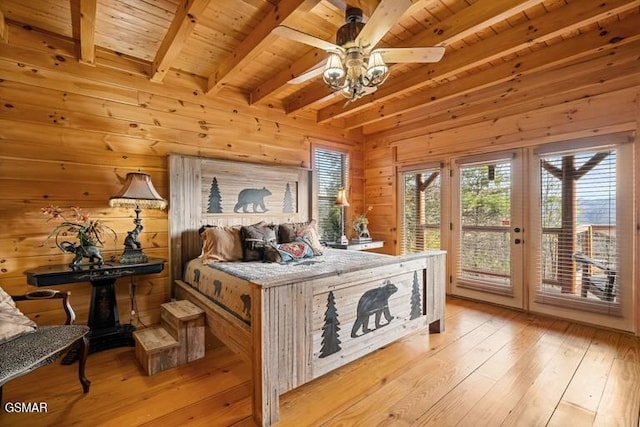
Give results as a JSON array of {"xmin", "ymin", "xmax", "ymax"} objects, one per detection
[
  {"xmin": 355, "ymin": 0, "xmax": 412, "ymax": 49},
  {"xmin": 288, "ymin": 65, "xmax": 324, "ymax": 84},
  {"xmin": 373, "ymin": 47, "xmax": 446, "ymax": 63},
  {"xmin": 272, "ymin": 25, "xmax": 341, "ymax": 52}
]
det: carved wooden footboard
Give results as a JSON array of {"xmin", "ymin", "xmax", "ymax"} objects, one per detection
[{"xmin": 174, "ymin": 250, "xmax": 445, "ymax": 426}]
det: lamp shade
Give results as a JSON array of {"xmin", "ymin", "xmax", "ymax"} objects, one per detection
[
  {"xmin": 109, "ymin": 172, "xmax": 167, "ymax": 209},
  {"xmin": 365, "ymin": 51, "xmax": 389, "ymax": 85},
  {"xmin": 335, "ymin": 188, "xmax": 350, "ymax": 207},
  {"xmin": 323, "ymin": 53, "xmax": 346, "ymax": 83}
]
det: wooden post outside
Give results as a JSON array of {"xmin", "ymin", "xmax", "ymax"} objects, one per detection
[
  {"xmin": 558, "ymin": 155, "xmax": 576, "ymax": 294},
  {"xmin": 415, "ymin": 173, "xmax": 425, "ymax": 251}
]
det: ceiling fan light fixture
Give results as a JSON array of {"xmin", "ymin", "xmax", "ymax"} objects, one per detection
[
  {"xmin": 364, "ymin": 51, "xmax": 389, "ymax": 85},
  {"xmin": 273, "ymin": 1, "xmax": 445, "ymax": 105},
  {"xmin": 323, "ymin": 53, "xmax": 346, "ymax": 87},
  {"xmin": 336, "ymin": 7, "xmax": 365, "ymax": 47}
]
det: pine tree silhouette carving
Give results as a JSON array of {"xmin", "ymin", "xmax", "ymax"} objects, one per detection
[
  {"xmin": 208, "ymin": 177, "xmax": 222, "ymax": 213},
  {"xmin": 319, "ymin": 291, "xmax": 341, "ymax": 358},
  {"xmin": 410, "ymin": 271, "xmax": 422, "ymax": 320},
  {"xmin": 283, "ymin": 183, "xmax": 294, "ymax": 213}
]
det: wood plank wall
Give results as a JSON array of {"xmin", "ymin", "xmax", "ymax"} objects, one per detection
[
  {"xmin": 0, "ymin": 23, "xmax": 364, "ymax": 326},
  {"xmin": 365, "ymin": 55, "xmax": 640, "ymax": 255}
]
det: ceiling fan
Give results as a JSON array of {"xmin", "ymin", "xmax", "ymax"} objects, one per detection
[{"xmin": 272, "ymin": 0, "xmax": 446, "ymax": 103}]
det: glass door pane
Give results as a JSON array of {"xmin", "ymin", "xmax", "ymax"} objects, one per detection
[
  {"xmin": 400, "ymin": 167, "xmax": 442, "ymax": 254},
  {"xmin": 451, "ymin": 151, "xmax": 524, "ymax": 309},
  {"xmin": 529, "ymin": 138, "xmax": 634, "ymax": 331},
  {"xmin": 460, "ymin": 162, "xmax": 511, "ymax": 287}
]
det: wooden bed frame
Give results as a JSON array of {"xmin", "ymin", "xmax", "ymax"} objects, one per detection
[{"xmin": 169, "ymin": 154, "xmax": 446, "ymax": 426}]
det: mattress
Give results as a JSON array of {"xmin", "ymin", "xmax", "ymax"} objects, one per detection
[
  {"xmin": 182, "ymin": 249, "xmax": 392, "ymax": 324},
  {"xmin": 183, "ymin": 258, "xmax": 253, "ymax": 324}
]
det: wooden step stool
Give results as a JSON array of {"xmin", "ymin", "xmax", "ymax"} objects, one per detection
[{"xmin": 133, "ymin": 300, "xmax": 205, "ymax": 375}]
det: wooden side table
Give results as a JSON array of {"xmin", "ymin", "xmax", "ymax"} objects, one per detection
[
  {"xmin": 327, "ymin": 240, "xmax": 384, "ymax": 251},
  {"xmin": 25, "ymin": 259, "xmax": 165, "ymax": 359}
]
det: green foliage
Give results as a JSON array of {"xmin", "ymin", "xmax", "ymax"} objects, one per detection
[
  {"xmin": 461, "ymin": 165, "xmax": 510, "ymax": 226},
  {"xmin": 326, "ymin": 206, "xmax": 342, "ymax": 241},
  {"xmin": 459, "ymin": 164, "xmax": 511, "ymax": 280},
  {"xmin": 403, "ymin": 172, "xmax": 442, "ymax": 253}
]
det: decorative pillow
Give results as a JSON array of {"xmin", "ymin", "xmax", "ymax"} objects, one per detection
[
  {"xmin": 241, "ymin": 223, "xmax": 277, "ymax": 262},
  {"xmin": 0, "ymin": 287, "xmax": 37, "ymax": 345},
  {"xmin": 278, "ymin": 220, "xmax": 323, "ymax": 256},
  {"xmin": 200, "ymin": 225, "xmax": 243, "ymax": 262},
  {"xmin": 264, "ymin": 239, "xmax": 315, "ymax": 264}
]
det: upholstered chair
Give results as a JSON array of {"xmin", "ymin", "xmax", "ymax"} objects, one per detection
[{"xmin": 0, "ymin": 288, "xmax": 90, "ymax": 402}]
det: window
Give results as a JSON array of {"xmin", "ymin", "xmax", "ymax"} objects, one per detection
[
  {"xmin": 528, "ymin": 134, "xmax": 635, "ymax": 331},
  {"xmin": 314, "ymin": 147, "xmax": 349, "ymax": 241},
  {"xmin": 401, "ymin": 166, "xmax": 442, "ymax": 254},
  {"xmin": 537, "ymin": 147, "xmax": 620, "ymax": 311}
]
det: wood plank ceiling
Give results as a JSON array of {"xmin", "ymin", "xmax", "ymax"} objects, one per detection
[{"xmin": 1, "ymin": 0, "xmax": 638, "ymax": 138}]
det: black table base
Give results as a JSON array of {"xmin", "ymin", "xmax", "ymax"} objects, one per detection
[{"xmin": 25, "ymin": 259, "xmax": 165, "ymax": 363}]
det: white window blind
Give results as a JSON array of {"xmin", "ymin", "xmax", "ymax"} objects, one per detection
[
  {"xmin": 537, "ymin": 147, "xmax": 619, "ymax": 313},
  {"xmin": 457, "ymin": 160, "xmax": 512, "ymax": 290},
  {"xmin": 314, "ymin": 147, "xmax": 349, "ymax": 241},
  {"xmin": 401, "ymin": 167, "xmax": 441, "ymax": 254}
]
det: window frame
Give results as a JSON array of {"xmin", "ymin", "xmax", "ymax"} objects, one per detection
[
  {"xmin": 312, "ymin": 144, "xmax": 350, "ymax": 242},
  {"xmin": 527, "ymin": 133, "xmax": 634, "ymax": 331}
]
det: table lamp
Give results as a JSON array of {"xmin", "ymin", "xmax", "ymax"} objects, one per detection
[
  {"xmin": 109, "ymin": 171, "xmax": 167, "ymax": 264},
  {"xmin": 335, "ymin": 187, "xmax": 350, "ymax": 245}
]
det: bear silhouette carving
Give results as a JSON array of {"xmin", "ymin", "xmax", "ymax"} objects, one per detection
[
  {"xmin": 240, "ymin": 294, "xmax": 251, "ymax": 317},
  {"xmin": 350, "ymin": 280, "xmax": 398, "ymax": 338},
  {"xmin": 234, "ymin": 187, "xmax": 272, "ymax": 213}
]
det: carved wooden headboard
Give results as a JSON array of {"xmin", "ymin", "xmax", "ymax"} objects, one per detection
[{"xmin": 168, "ymin": 154, "xmax": 312, "ymax": 283}]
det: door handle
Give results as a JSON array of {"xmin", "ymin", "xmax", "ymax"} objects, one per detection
[{"xmin": 514, "ymin": 239, "xmax": 522, "ymax": 244}]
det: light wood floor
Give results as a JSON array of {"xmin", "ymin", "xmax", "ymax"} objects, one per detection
[{"xmin": 2, "ymin": 297, "xmax": 639, "ymax": 427}]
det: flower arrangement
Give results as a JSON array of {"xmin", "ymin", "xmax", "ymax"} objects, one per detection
[
  {"xmin": 352, "ymin": 205, "xmax": 373, "ymax": 240},
  {"xmin": 41, "ymin": 205, "xmax": 117, "ymax": 251}
]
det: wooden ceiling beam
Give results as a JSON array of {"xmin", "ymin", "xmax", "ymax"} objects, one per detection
[
  {"xmin": 366, "ymin": 41, "xmax": 640, "ymax": 141},
  {"xmin": 284, "ymin": 0, "xmax": 544, "ymax": 114},
  {"xmin": 207, "ymin": 0, "xmax": 321, "ymax": 96},
  {"xmin": 285, "ymin": 81, "xmax": 336, "ymax": 114},
  {"xmin": 324, "ymin": 0, "xmax": 380, "ymax": 18},
  {"xmin": 315, "ymin": 0, "xmax": 640, "ymax": 123},
  {"xmin": 80, "ymin": 0, "xmax": 97, "ymax": 65},
  {"xmin": 0, "ymin": 7, "xmax": 7, "ymax": 43},
  {"xmin": 70, "ymin": 0, "xmax": 97, "ymax": 65},
  {"xmin": 399, "ymin": 0, "xmax": 544, "ymax": 49},
  {"xmin": 250, "ymin": 48, "xmax": 325, "ymax": 105},
  {"xmin": 151, "ymin": 0, "xmax": 211, "ymax": 83},
  {"xmin": 353, "ymin": 14, "xmax": 640, "ymax": 132}
]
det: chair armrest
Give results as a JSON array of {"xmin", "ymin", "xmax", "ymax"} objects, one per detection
[
  {"xmin": 572, "ymin": 252, "xmax": 611, "ymax": 272},
  {"xmin": 11, "ymin": 290, "xmax": 76, "ymax": 325}
]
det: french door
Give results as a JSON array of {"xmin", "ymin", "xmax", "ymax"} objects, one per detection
[
  {"xmin": 448, "ymin": 136, "xmax": 634, "ymax": 331},
  {"xmin": 451, "ymin": 150, "xmax": 525, "ymax": 309}
]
